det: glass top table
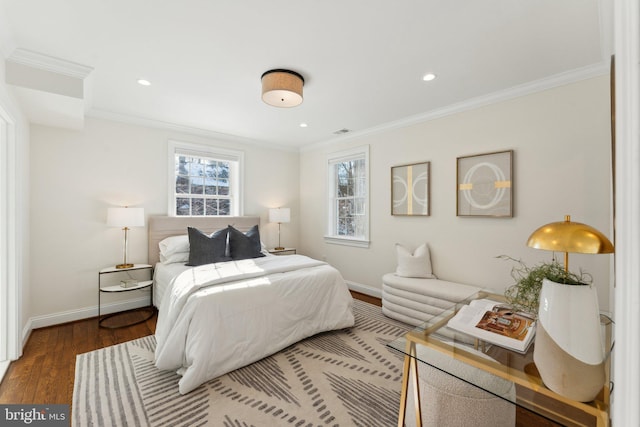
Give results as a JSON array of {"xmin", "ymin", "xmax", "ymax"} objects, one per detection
[{"xmin": 387, "ymin": 290, "xmax": 612, "ymax": 427}]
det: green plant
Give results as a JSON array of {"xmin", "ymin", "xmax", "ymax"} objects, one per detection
[{"xmin": 498, "ymin": 255, "xmax": 592, "ymax": 315}]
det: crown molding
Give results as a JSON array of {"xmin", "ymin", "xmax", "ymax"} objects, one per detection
[
  {"xmin": 8, "ymin": 48, "xmax": 93, "ymax": 79},
  {"xmin": 301, "ymin": 62, "xmax": 610, "ymax": 153},
  {"xmin": 90, "ymin": 62, "xmax": 608, "ymax": 155},
  {"xmin": 86, "ymin": 108, "xmax": 299, "ymax": 153}
]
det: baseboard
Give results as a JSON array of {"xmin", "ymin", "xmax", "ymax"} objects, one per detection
[
  {"xmin": 0, "ymin": 360, "xmax": 9, "ymax": 384},
  {"xmin": 346, "ymin": 281, "xmax": 382, "ymax": 299},
  {"xmin": 27, "ymin": 296, "xmax": 151, "ymax": 330}
]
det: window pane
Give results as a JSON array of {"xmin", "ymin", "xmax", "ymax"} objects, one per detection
[
  {"xmin": 190, "ymin": 159, "xmax": 204, "ymax": 177},
  {"xmin": 204, "ymin": 177, "xmax": 217, "ymax": 195},
  {"xmin": 205, "ymin": 161, "xmax": 216, "ymax": 178},
  {"xmin": 179, "ymin": 156, "xmax": 191, "ymax": 174},
  {"xmin": 192, "ymin": 198, "xmax": 204, "ymax": 216},
  {"xmin": 190, "ymin": 177, "xmax": 204, "ymax": 194},
  {"xmin": 338, "ymin": 198, "xmax": 353, "ymax": 216},
  {"xmin": 205, "ymin": 199, "xmax": 218, "ymax": 215},
  {"xmin": 218, "ymin": 179, "xmax": 229, "ymax": 196},
  {"xmin": 219, "ymin": 199, "xmax": 231, "ymax": 215},
  {"xmin": 176, "ymin": 197, "xmax": 190, "ymax": 216},
  {"xmin": 176, "ymin": 176, "xmax": 189, "ymax": 194},
  {"xmin": 217, "ymin": 162, "xmax": 230, "ymax": 179},
  {"xmin": 337, "ymin": 218, "xmax": 349, "ymax": 236}
]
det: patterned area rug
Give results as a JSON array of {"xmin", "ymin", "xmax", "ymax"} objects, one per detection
[{"xmin": 73, "ymin": 300, "xmax": 412, "ymax": 426}]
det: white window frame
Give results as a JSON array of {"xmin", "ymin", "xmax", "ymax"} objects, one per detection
[
  {"xmin": 168, "ymin": 140, "xmax": 244, "ymax": 217},
  {"xmin": 324, "ymin": 145, "xmax": 370, "ymax": 248}
]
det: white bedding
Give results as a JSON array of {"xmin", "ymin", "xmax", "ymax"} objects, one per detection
[
  {"xmin": 154, "ymin": 254, "xmax": 355, "ymax": 394},
  {"xmin": 153, "ymin": 262, "xmax": 190, "ymax": 307}
]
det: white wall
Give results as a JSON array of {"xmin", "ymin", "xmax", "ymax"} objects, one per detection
[
  {"xmin": 300, "ymin": 76, "xmax": 614, "ymax": 311},
  {"xmin": 29, "ymin": 117, "xmax": 299, "ymax": 324}
]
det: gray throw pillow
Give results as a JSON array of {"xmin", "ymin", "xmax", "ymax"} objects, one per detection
[
  {"xmin": 228, "ymin": 225, "xmax": 265, "ymax": 260},
  {"xmin": 186, "ymin": 227, "xmax": 230, "ymax": 266}
]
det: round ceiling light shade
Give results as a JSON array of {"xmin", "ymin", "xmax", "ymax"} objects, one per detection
[{"xmin": 261, "ymin": 69, "xmax": 304, "ymax": 107}]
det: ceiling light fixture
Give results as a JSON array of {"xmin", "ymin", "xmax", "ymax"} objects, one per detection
[
  {"xmin": 137, "ymin": 79, "xmax": 151, "ymax": 86},
  {"xmin": 299, "ymin": 123, "xmax": 308, "ymax": 128},
  {"xmin": 261, "ymin": 69, "xmax": 304, "ymax": 107},
  {"xmin": 422, "ymin": 73, "xmax": 437, "ymax": 82}
]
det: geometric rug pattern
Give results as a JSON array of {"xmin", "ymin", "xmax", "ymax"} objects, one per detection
[{"xmin": 73, "ymin": 300, "xmax": 413, "ymax": 426}]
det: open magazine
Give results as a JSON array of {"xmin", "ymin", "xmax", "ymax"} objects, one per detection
[{"xmin": 447, "ymin": 298, "xmax": 536, "ymax": 353}]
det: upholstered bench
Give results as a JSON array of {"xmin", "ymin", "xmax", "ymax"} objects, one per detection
[
  {"xmin": 382, "ymin": 274, "xmax": 482, "ymax": 326},
  {"xmin": 385, "ymin": 244, "xmax": 513, "ymax": 427},
  {"xmin": 382, "ymin": 243, "xmax": 482, "ymax": 326}
]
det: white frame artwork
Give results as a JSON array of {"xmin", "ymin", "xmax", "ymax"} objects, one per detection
[
  {"xmin": 456, "ymin": 150, "xmax": 513, "ymax": 217},
  {"xmin": 391, "ymin": 161, "xmax": 430, "ymax": 216}
]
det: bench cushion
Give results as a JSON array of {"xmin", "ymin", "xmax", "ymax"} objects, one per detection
[{"xmin": 382, "ymin": 273, "xmax": 481, "ymax": 326}]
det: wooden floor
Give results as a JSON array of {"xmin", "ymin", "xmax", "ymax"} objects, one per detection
[
  {"xmin": 0, "ymin": 291, "xmax": 380, "ymax": 406},
  {"xmin": 0, "ymin": 310, "xmax": 158, "ymax": 405},
  {"xmin": 0, "ymin": 292, "xmax": 552, "ymax": 426}
]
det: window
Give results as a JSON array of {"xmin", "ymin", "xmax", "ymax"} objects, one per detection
[
  {"xmin": 168, "ymin": 141, "xmax": 243, "ymax": 216},
  {"xmin": 325, "ymin": 146, "xmax": 369, "ymax": 247}
]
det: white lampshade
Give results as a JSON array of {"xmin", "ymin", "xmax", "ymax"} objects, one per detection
[
  {"xmin": 107, "ymin": 207, "xmax": 145, "ymax": 227},
  {"xmin": 269, "ymin": 208, "xmax": 290, "ymax": 224}
]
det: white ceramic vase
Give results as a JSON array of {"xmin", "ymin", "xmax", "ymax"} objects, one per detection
[{"xmin": 533, "ymin": 278, "xmax": 605, "ymax": 402}]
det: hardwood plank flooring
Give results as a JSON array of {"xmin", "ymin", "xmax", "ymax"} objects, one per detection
[
  {"xmin": 0, "ymin": 309, "xmax": 157, "ymax": 405},
  {"xmin": 0, "ymin": 292, "xmax": 550, "ymax": 426},
  {"xmin": 0, "ymin": 292, "xmax": 379, "ymax": 406}
]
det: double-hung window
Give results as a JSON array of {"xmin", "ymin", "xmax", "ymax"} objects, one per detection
[
  {"xmin": 168, "ymin": 140, "xmax": 244, "ymax": 216},
  {"xmin": 325, "ymin": 145, "xmax": 370, "ymax": 247}
]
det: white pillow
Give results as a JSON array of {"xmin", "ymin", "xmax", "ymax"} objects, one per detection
[
  {"xmin": 395, "ymin": 243, "xmax": 436, "ymax": 278},
  {"xmin": 159, "ymin": 251, "xmax": 189, "ymax": 264},
  {"xmin": 159, "ymin": 235, "xmax": 189, "ymax": 257}
]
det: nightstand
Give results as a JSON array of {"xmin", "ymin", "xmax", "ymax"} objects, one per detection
[
  {"xmin": 98, "ymin": 264, "xmax": 154, "ymax": 328},
  {"xmin": 268, "ymin": 248, "xmax": 297, "ymax": 256}
]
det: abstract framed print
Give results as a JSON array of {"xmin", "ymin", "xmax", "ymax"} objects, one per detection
[
  {"xmin": 391, "ymin": 161, "xmax": 430, "ymax": 216},
  {"xmin": 457, "ymin": 150, "xmax": 513, "ymax": 217}
]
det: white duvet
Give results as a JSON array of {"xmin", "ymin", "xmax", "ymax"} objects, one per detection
[{"xmin": 154, "ymin": 255, "xmax": 355, "ymax": 394}]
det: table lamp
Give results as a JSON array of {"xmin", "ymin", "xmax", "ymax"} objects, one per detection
[
  {"xmin": 269, "ymin": 207, "xmax": 290, "ymax": 250},
  {"xmin": 526, "ymin": 214, "xmax": 614, "ymax": 402},
  {"xmin": 527, "ymin": 214, "xmax": 614, "ymax": 271},
  {"xmin": 107, "ymin": 206, "xmax": 145, "ymax": 269}
]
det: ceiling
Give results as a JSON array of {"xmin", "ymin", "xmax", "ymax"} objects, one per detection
[{"xmin": 0, "ymin": 0, "xmax": 611, "ymax": 150}]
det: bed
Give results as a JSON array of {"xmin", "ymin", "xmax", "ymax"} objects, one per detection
[{"xmin": 148, "ymin": 215, "xmax": 355, "ymax": 395}]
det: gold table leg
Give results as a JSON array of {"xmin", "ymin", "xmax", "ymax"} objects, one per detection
[{"xmin": 398, "ymin": 339, "xmax": 422, "ymax": 427}]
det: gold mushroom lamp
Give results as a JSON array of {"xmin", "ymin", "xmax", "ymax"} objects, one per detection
[
  {"xmin": 526, "ymin": 215, "xmax": 614, "ymax": 402},
  {"xmin": 527, "ymin": 214, "xmax": 614, "ymax": 272}
]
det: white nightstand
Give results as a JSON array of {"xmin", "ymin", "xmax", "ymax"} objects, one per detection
[
  {"xmin": 268, "ymin": 248, "xmax": 297, "ymax": 256},
  {"xmin": 98, "ymin": 264, "xmax": 154, "ymax": 328}
]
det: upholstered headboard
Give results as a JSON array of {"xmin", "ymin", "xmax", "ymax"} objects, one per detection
[{"xmin": 148, "ymin": 216, "xmax": 261, "ymax": 265}]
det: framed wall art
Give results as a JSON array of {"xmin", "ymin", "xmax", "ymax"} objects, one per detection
[
  {"xmin": 457, "ymin": 150, "xmax": 513, "ymax": 217},
  {"xmin": 391, "ymin": 161, "xmax": 430, "ymax": 216}
]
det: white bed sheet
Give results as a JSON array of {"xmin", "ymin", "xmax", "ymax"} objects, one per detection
[
  {"xmin": 154, "ymin": 255, "xmax": 355, "ymax": 394},
  {"xmin": 153, "ymin": 262, "xmax": 191, "ymax": 308}
]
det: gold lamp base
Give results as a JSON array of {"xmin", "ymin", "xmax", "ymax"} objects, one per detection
[
  {"xmin": 274, "ymin": 246, "xmax": 285, "ymax": 251},
  {"xmin": 116, "ymin": 263, "xmax": 134, "ymax": 269}
]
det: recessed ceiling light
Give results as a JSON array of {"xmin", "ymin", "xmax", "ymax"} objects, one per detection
[
  {"xmin": 137, "ymin": 79, "xmax": 151, "ymax": 86},
  {"xmin": 422, "ymin": 73, "xmax": 437, "ymax": 82},
  {"xmin": 299, "ymin": 123, "xmax": 308, "ymax": 128}
]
